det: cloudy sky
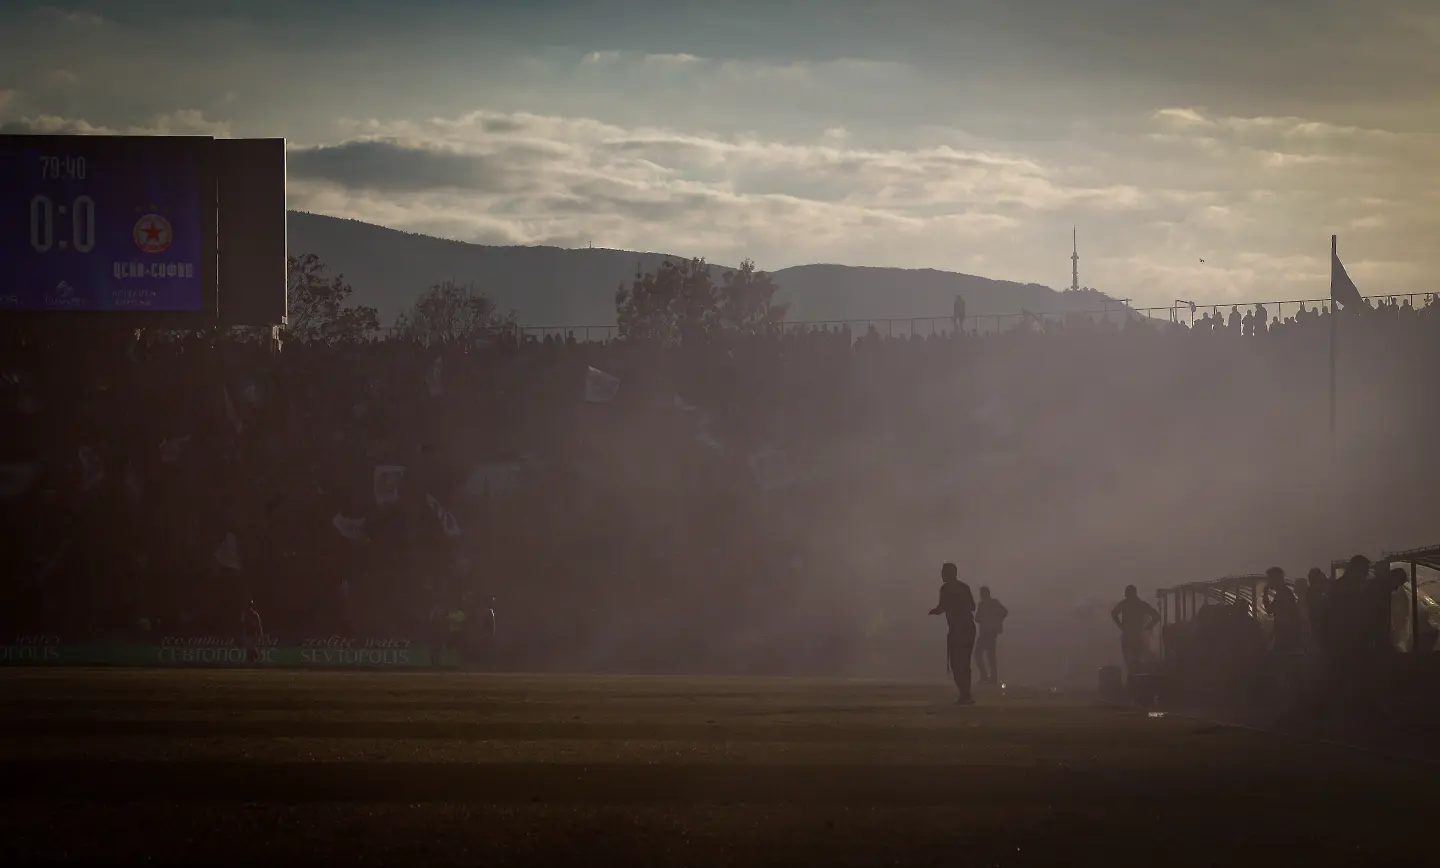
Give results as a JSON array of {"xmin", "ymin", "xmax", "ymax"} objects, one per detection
[{"xmin": 3, "ymin": 0, "xmax": 1437, "ymax": 307}]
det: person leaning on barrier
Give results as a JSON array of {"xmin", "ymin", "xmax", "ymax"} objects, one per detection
[{"xmin": 1263, "ymin": 567, "xmax": 1303, "ymax": 653}]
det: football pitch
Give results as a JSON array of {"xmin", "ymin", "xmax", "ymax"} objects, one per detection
[{"xmin": 0, "ymin": 669, "xmax": 1426, "ymax": 866}]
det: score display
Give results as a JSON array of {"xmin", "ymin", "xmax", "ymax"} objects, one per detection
[{"xmin": 0, "ymin": 135, "xmax": 216, "ymax": 313}]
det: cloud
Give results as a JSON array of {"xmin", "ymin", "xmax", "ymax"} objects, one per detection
[
  {"xmin": 34, "ymin": 6, "xmax": 107, "ymax": 26},
  {"xmin": 2, "ymin": 0, "xmax": 1431, "ymax": 308},
  {"xmin": 0, "ymin": 110, "xmax": 231, "ymax": 137},
  {"xmin": 293, "ymin": 109, "xmax": 1154, "ymax": 267},
  {"xmin": 274, "ymin": 98, "xmax": 1440, "ymax": 304}
]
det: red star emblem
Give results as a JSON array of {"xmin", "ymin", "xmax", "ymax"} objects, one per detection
[{"xmin": 133, "ymin": 213, "xmax": 173, "ymax": 254}]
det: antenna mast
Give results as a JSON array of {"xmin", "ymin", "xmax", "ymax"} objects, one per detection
[{"xmin": 1070, "ymin": 226, "xmax": 1080, "ymax": 292}]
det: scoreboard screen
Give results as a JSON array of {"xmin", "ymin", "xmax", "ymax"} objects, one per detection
[{"xmin": 0, "ymin": 135, "xmax": 216, "ymax": 313}]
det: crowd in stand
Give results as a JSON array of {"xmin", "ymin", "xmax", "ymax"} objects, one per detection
[{"xmin": 2, "ymin": 292, "xmax": 1438, "ymax": 677}]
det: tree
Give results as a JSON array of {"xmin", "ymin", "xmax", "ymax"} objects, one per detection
[
  {"xmin": 717, "ymin": 259, "xmax": 787, "ymax": 336},
  {"xmin": 393, "ymin": 281, "xmax": 515, "ymax": 346},
  {"xmin": 616, "ymin": 257, "xmax": 785, "ymax": 345},
  {"xmin": 286, "ymin": 253, "xmax": 380, "ymax": 344}
]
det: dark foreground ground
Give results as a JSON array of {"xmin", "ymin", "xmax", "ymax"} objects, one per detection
[{"xmin": 0, "ymin": 669, "xmax": 1429, "ymax": 867}]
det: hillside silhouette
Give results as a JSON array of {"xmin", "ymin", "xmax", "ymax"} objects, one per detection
[{"xmin": 287, "ymin": 211, "xmax": 1118, "ymax": 328}]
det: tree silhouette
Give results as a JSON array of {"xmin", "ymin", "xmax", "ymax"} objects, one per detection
[
  {"xmin": 617, "ymin": 257, "xmax": 785, "ymax": 345},
  {"xmin": 393, "ymin": 280, "xmax": 516, "ymax": 346},
  {"xmin": 286, "ymin": 253, "xmax": 380, "ymax": 344}
]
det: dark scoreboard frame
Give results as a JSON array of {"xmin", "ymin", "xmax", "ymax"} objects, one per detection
[{"xmin": 0, "ymin": 133, "xmax": 286, "ymax": 328}]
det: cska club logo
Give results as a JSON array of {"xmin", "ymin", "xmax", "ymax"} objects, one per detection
[{"xmin": 133, "ymin": 207, "xmax": 173, "ymax": 254}]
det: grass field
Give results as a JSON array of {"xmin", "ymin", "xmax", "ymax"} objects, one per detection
[{"xmin": 0, "ymin": 668, "xmax": 1428, "ymax": 866}]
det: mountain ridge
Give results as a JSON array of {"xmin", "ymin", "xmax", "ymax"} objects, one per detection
[{"xmin": 285, "ymin": 211, "xmax": 1115, "ymax": 327}]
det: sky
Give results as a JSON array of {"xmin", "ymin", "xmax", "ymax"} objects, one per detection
[{"xmin": 2, "ymin": 0, "xmax": 1437, "ymax": 309}]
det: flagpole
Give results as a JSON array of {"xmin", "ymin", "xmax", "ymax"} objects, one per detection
[
  {"xmin": 1329, "ymin": 234, "xmax": 1339, "ymax": 585},
  {"xmin": 1329, "ymin": 234, "xmax": 1337, "ymax": 438}
]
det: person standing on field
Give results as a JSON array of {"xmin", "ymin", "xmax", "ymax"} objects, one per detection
[
  {"xmin": 1111, "ymin": 585, "xmax": 1159, "ymax": 682},
  {"xmin": 929, "ymin": 562, "xmax": 977, "ymax": 704},
  {"xmin": 974, "ymin": 586, "xmax": 1009, "ymax": 685}
]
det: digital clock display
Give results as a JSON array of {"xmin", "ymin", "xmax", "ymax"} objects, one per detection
[{"xmin": 0, "ymin": 135, "xmax": 215, "ymax": 312}]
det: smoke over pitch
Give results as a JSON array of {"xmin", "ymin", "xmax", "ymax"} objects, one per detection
[{"xmin": 530, "ymin": 310, "xmax": 1432, "ymax": 685}]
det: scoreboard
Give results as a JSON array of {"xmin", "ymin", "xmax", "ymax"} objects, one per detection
[
  {"xmin": 0, "ymin": 135, "xmax": 216, "ymax": 313},
  {"xmin": 0, "ymin": 133, "xmax": 285, "ymax": 325}
]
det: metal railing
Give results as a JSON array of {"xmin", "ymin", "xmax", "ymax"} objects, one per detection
[{"xmin": 377, "ymin": 292, "xmax": 1438, "ymax": 344}]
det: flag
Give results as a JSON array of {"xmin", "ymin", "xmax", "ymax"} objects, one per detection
[
  {"xmin": 222, "ymin": 386, "xmax": 243, "ymax": 434},
  {"xmin": 584, "ymin": 367, "xmax": 620, "ymax": 403},
  {"xmin": 1331, "ymin": 250, "xmax": 1365, "ymax": 311},
  {"xmin": 696, "ymin": 415, "xmax": 723, "ymax": 451},
  {"xmin": 159, "ymin": 436, "xmax": 190, "ymax": 465},
  {"xmin": 332, "ymin": 513, "xmax": 369, "ymax": 542},
  {"xmin": 425, "ymin": 357, "xmax": 444, "ymax": 398},
  {"xmin": 424, "ymin": 493, "xmax": 463, "ymax": 537},
  {"xmin": 373, "ymin": 465, "xmax": 405, "ymax": 505},
  {"xmin": 214, "ymin": 533, "xmax": 241, "ymax": 570}
]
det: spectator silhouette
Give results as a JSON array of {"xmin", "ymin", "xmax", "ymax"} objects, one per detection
[
  {"xmin": 929, "ymin": 562, "xmax": 976, "ymax": 704},
  {"xmin": 974, "ymin": 586, "xmax": 1008, "ymax": 685},
  {"xmin": 1111, "ymin": 585, "xmax": 1159, "ymax": 682}
]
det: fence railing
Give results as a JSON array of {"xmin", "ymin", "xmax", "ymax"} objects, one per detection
[{"xmin": 379, "ymin": 292, "xmax": 1437, "ymax": 344}]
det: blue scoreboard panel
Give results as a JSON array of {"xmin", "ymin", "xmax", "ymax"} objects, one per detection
[{"xmin": 0, "ymin": 135, "xmax": 217, "ymax": 314}]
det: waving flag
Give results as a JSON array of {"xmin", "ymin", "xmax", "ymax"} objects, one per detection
[
  {"xmin": 585, "ymin": 367, "xmax": 620, "ymax": 403},
  {"xmin": 1331, "ymin": 249, "xmax": 1365, "ymax": 311}
]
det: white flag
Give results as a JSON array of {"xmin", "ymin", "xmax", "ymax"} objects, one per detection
[
  {"xmin": 464, "ymin": 463, "xmax": 522, "ymax": 499},
  {"xmin": 696, "ymin": 416, "xmax": 723, "ymax": 451},
  {"xmin": 0, "ymin": 463, "xmax": 39, "ymax": 498},
  {"xmin": 332, "ymin": 513, "xmax": 369, "ymax": 542},
  {"xmin": 425, "ymin": 493, "xmax": 463, "ymax": 537},
  {"xmin": 159, "ymin": 436, "xmax": 190, "ymax": 465},
  {"xmin": 584, "ymin": 366, "xmax": 620, "ymax": 403},
  {"xmin": 79, "ymin": 446, "xmax": 105, "ymax": 491},
  {"xmin": 222, "ymin": 386, "xmax": 243, "ymax": 434},
  {"xmin": 749, "ymin": 448, "xmax": 795, "ymax": 492},
  {"xmin": 214, "ymin": 532, "xmax": 241, "ymax": 570},
  {"xmin": 241, "ymin": 381, "xmax": 260, "ymax": 405},
  {"xmin": 373, "ymin": 465, "xmax": 405, "ymax": 505},
  {"xmin": 425, "ymin": 357, "xmax": 444, "ymax": 398},
  {"xmin": 674, "ymin": 394, "xmax": 698, "ymax": 413}
]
